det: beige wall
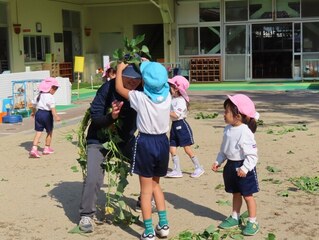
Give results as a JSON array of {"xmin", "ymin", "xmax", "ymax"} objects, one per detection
[{"xmin": 6, "ymin": 0, "xmax": 173, "ymax": 79}]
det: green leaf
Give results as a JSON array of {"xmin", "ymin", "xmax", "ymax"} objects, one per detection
[
  {"xmin": 266, "ymin": 166, "xmax": 281, "ymax": 173},
  {"xmin": 266, "ymin": 233, "xmax": 276, "ymax": 240},
  {"xmin": 68, "ymin": 225, "xmax": 88, "ymax": 236},
  {"xmin": 70, "ymin": 166, "xmax": 79, "ymax": 173}
]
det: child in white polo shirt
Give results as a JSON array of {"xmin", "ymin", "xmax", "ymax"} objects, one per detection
[{"xmin": 116, "ymin": 61, "xmax": 171, "ymax": 240}]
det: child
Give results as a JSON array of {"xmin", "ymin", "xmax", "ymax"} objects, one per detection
[
  {"xmin": 116, "ymin": 61, "xmax": 171, "ymax": 240},
  {"xmin": 212, "ymin": 94, "xmax": 260, "ymax": 236},
  {"xmin": 166, "ymin": 75, "xmax": 204, "ymax": 178},
  {"xmin": 29, "ymin": 77, "xmax": 61, "ymax": 158}
]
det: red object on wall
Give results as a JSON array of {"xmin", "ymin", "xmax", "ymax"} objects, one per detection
[
  {"xmin": 13, "ymin": 24, "xmax": 21, "ymax": 34},
  {"xmin": 84, "ymin": 27, "xmax": 91, "ymax": 36}
]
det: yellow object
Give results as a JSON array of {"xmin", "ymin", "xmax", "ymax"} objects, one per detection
[
  {"xmin": 74, "ymin": 56, "xmax": 85, "ymax": 73},
  {"xmin": 105, "ymin": 206, "xmax": 114, "ymax": 214}
]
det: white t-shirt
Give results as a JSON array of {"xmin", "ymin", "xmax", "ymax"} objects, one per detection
[
  {"xmin": 32, "ymin": 93, "xmax": 56, "ymax": 111},
  {"xmin": 129, "ymin": 90, "xmax": 171, "ymax": 134},
  {"xmin": 171, "ymin": 96, "xmax": 188, "ymax": 120},
  {"xmin": 216, "ymin": 124, "xmax": 258, "ymax": 174}
]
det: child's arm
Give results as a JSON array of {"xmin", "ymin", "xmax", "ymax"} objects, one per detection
[
  {"xmin": 51, "ymin": 107, "xmax": 61, "ymax": 122},
  {"xmin": 115, "ymin": 62, "xmax": 130, "ymax": 100},
  {"xmin": 170, "ymin": 111, "xmax": 179, "ymax": 120}
]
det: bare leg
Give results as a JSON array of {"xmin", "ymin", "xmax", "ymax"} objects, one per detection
[
  {"xmin": 152, "ymin": 176, "xmax": 166, "ymax": 212},
  {"xmin": 243, "ymin": 194, "xmax": 256, "ymax": 218},
  {"xmin": 32, "ymin": 131, "xmax": 42, "ymax": 147},
  {"xmin": 45, "ymin": 131, "xmax": 53, "ymax": 147},
  {"xmin": 139, "ymin": 176, "xmax": 154, "ymax": 221},
  {"xmin": 233, "ymin": 192, "xmax": 243, "ymax": 214},
  {"xmin": 183, "ymin": 145, "xmax": 194, "ymax": 158}
]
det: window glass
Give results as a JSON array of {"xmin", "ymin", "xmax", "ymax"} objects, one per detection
[
  {"xmin": 23, "ymin": 35, "xmax": 51, "ymax": 62},
  {"xmin": 303, "ymin": 22, "xmax": 319, "ymax": 52},
  {"xmin": 0, "ymin": 2, "xmax": 7, "ymax": 24},
  {"xmin": 225, "ymin": 25, "xmax": 246, "ymax": 54},
  {"xmin": 249, "ymin": 0, "xmax": 272, "ymax": 19},
  {"xmin": 199, "ymin": 2, "xmax": 220, "ymax": 22},
  {"xmin": 302, "ymin": 0, "xmax": 319, "ymax": 18},
  {"xmin": 225, "ymin": 0, "xmax": 248, "ymax": 22},
  {"xmin": 200, "ymin": 26, "xmax": 220, "ymax": 54},
  {"xmin": 179, "ymin": 27, "xmax": 198, "ymax": 55},
  {"xmin": 276, "ymin": 0, "xmax": 300, "ymax": 18},
  {"xmin": 294, "ymin": 23, "xmax": 301, "ymax": 52}
]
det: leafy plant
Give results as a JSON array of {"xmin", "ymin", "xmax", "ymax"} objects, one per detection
[
  {"xmin": 289, "ymin": 176, "xmax": 319, "ymax": 194},
  {"xmin": 266, "ymin": 166, "xmax": 281, "ymax": 173},
  {"xmin": 266, "ymin": 124, "xmax": 308, "ymax": 135},
  {"xmin": 216, "ymin": 199, "xmax": 231, "ymax": 206},
  {"xmin": 112, "ymin": 34, "xmax": 151, "ymax": 70},
  {"xmin": 194, "ymin": 112, "xmax": 219, "ymax": 119}
]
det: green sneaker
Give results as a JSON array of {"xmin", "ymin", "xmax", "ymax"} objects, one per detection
[
  {"xmin": 242, "ymin": 221, "xmax": 260, "ymax": 236},
  {"xmin": 218, "ymin": 216, "xmax": 239, "ymax": 229}
]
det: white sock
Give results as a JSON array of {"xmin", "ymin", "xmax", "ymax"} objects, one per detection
[
  {"xmin": 191, "ymin": 156, "xmax": 201, "ymax": 169},
  {"xmin": 172, "ymin": 155, "xmax": 181, "ymax": 172},
  {"xmin": 232, "ymin": 211, "xmax": 239, "ymax": 220},
  {"xmin": 248, "ymin": 217, "xmax": 257, "ymax": 223}
]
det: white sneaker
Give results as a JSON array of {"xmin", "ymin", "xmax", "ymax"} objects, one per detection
[
  {"xmin": 165, "ymin": 170, "xmax": 183, "ymax": 178},
  {"xmin": 155, "ymin": 224, "xmax": 170, "ymax": 238},
  {"xmin": 79, "ymin": 216, "xmax": 94, "ymax": 233},
  {"xmin": 140, "ymin": 231, "xmax": 155, "ymax": 240},
  {"xmin": 191, "ymin": 167, "xmax": 204, "ymax": 178}
]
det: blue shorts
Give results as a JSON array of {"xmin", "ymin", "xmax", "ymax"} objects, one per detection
[
  {"xmin": 223, "ymin": 160, "xmax": 259, "ymax": 196},
  {"xmin": 169, "ymin": 119, "xmax": 194, "ymax": 147},
  {"xmin": 131, "ymin": 133, "xmax": 169, "ymax": 178},
  {"xmin": 34, "ymin": 109, "xmax": 53, "ymax": 133}
]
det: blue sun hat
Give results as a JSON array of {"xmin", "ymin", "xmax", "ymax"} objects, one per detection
[{"xmin": 140, "ymin": 61, "xmax": 169, "ymax": 103}]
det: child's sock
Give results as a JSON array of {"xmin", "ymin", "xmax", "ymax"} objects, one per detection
[
  {"xmin": 172, "ymin": 155, "xmax": 181, "ymax": 172},
  {"xmin": 32, "ymin": 145, "xmax": 38, "ymax": 151},
  {"xmin": 143, "ymin": 218, "xmax": 154, "ymax": 235},
  {"xmin": 248, "ymin": 217, "xmax": 257, "ymax": 223},
  {"xmin": 158, "ymin": 210, "xmax": 168, "ymax": 227},
  {"xmin": 191, "ymin": 156, "xmax": 201, "ymax": 169},
  {"xmin": 232, "ymin": 211, "xmax": 239, "ymax": 220}
]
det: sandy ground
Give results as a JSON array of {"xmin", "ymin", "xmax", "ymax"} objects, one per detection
[{"xmin": 0, "ymin": 90, "xmax": 318, "ymax": 240}]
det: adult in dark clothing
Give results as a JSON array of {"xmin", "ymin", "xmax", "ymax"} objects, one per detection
[{"xmin": 79, "ymin": 65, "xmax": 142, "ymax": 233}]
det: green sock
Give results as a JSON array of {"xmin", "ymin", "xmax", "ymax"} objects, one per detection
[
  {"xmin": 158, "ymin": 210, "xmax": 168, "ymax": 227},
  {"xmin": 143, "ymin": 218, "xmax": 154, "ymax": 235}
]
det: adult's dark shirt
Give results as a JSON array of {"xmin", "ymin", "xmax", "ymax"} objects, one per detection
[{"xmin": 86, "ymin": 79, "xmax": 140, "ymax": 157}]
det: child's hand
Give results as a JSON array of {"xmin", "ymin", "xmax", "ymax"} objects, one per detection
[
  {"xmin": 211, "ymin": 163, "xmax": 219, "ymax": 172},
  {"xmin": 117, "ymin": 62, "xmax": 128, "ymax": 73},
  {"xmin": 111, "ymin": 100, "xmax": 124, "ymax": 119},
  {"xmin": 237, "ymin": 168, "xmax": 247, "ymax": 177},
  {"xmin": 31, "ymin": 112, "xmax": 35, "ymax": 118},
  {"xmin": 55, "ymin": 115, "xmax": 61, "ymax": 122}
]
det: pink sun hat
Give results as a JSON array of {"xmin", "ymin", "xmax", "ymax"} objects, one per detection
[
  {"xmin": 227, "ymin": 94, "xmax": 259, "ymax": 119},
  {"xmin": 168, "ymin": 75, "xmax": 190, "ymax": 102},
  {"xmin": 38, "ymin": 77, "xmax": 59, "ymax": 92}
]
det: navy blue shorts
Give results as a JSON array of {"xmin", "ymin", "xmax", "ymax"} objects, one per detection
[
  {"xmin": 223, "ymin": 160, "xmax": 259, "ymax": 196},
  {"xmin": 169, "ymin": 119, "xmax": 194, "ymax": 147},
  {"xmin": 34, "ymin": 109, "xmax": 53, "ymax": 133},
  {"xmin": 131, "ymin": 133, "xmax": 169, "ymax": 178}
]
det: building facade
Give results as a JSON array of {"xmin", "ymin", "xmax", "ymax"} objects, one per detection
[{"xmin": 1, "ymin": 0, "xmax": 319, "ymax": 82}]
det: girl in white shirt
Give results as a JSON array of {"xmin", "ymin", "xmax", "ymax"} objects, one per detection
[
  {"xmin": 29, "ymin": 77, "xmax": 61, "ymax": 158},
  {"xmin": 212, "ymin": 94, "xmax": 260, "ymax": 236},
  {"xmin": 166, "ymin": 75, "xmax": 204, "ymax": 178}
]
